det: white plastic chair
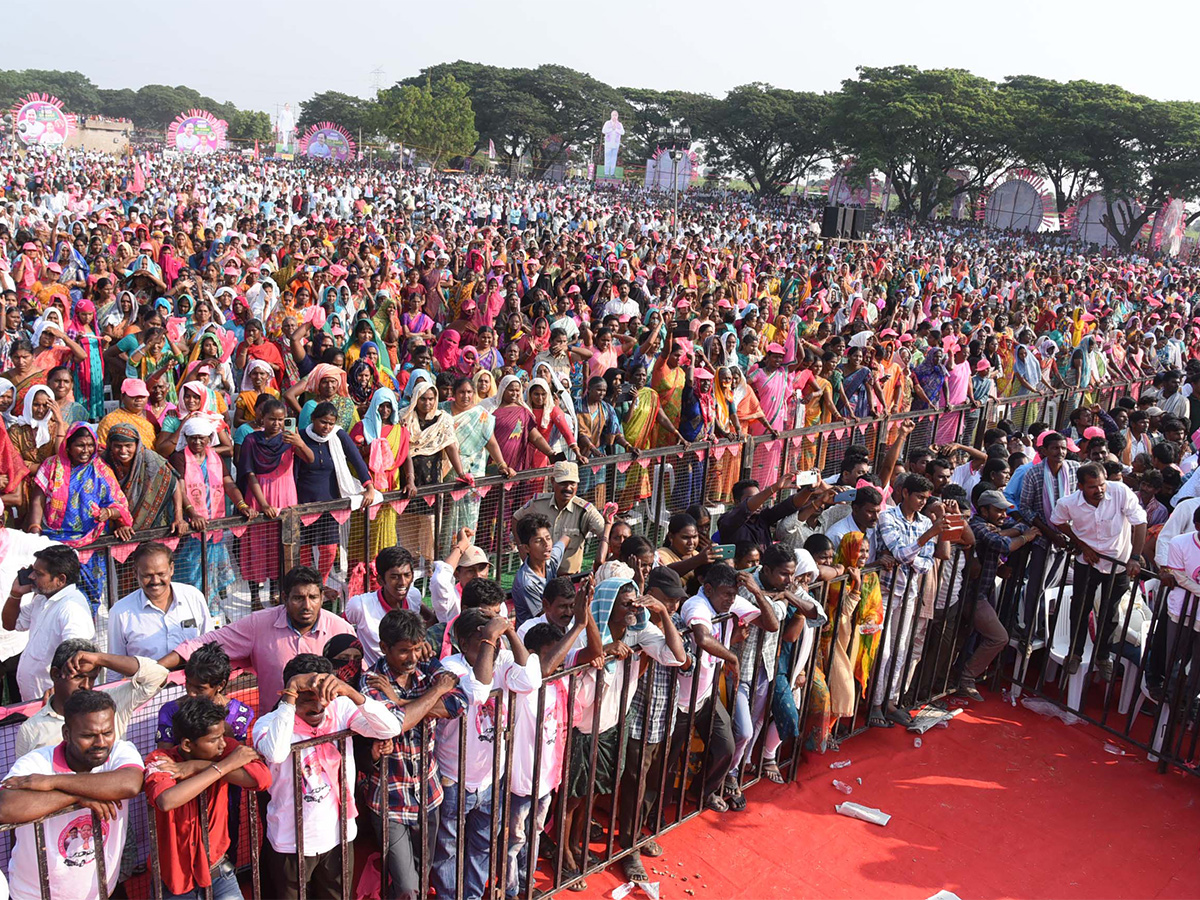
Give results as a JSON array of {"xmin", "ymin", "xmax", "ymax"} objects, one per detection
[
  {"xmin": 1009, "ymin": 579, "xmax": 1056, "ymax": 700},
  {"xmin": 1046, "ymin": 584, "xmax": 1094, "ymax": 709}
]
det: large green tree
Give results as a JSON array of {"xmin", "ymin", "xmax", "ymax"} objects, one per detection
[
  {"xmin": 0, "ymin": 69, "xmax": 101, "ymax": 115},
  {"xmin": 696, "ymin": 84, "xmax": 832, "ymax": 194},
  {"xmin": 376, "ymin": 75, "xmax": 478, "ymax": 166},
  {"xmin": 834, "ymin": 66, "xmax": 1012, "ymax": 218}
]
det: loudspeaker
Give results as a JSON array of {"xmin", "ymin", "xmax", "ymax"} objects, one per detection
[
  {"xmin": 838, "ymin": 208, "xmax": 854, "ymax": 239},
  {"xmin": 851, "ymin": 207, "xmax": 878, "ymax": 239},
  {"xmin": 821, "ymin": 206, "xmax": 840, "ymax": 239}
]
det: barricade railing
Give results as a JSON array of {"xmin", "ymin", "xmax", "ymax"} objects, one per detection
[{"xmin": 0, "ymin": 803, "xmax": 112, "ymax": 900}]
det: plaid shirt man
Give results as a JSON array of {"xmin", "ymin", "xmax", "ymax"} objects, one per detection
[
  {"xmin": 627, "ymin": 612, "xmax": 694, "ymax": 743},
  {"xmin": 1018, "ymin": 458, "xmax": 1080, "ymax": 547},
  {"xmin": 361, "ymin": 656, "xmax": 468, "ymax": 825},
  {"xmin": 968, "ymin": 513, "xmax": 1017, "ymax": 606}
]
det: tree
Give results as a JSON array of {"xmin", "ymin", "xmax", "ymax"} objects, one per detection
[
  {"xmin": 97, "ymin": 88, "xmax": 139, "ymax": 120},
  {"xmin": 833, "ymin": 66, "xmax": 1012, "ymax": 218},
  {"xmin": 298, "ymin": 91, "xmax": 375, "ymax": 138},
  {"xmin": 133, "ymin": 85, "xmax": 192, "ymax": 128},
  {"xmin": 697, "ymin": 84, "xmax": 832, "ymax": 195},
  {"xmin": 228, "ymin": 109, "xmax": 272, "ymax": 143},
  {"xmin": 618, "ymin": 87, "xmax": 711, "ymax": 165},
  {"xmin": 1086, "ymin": 97, "xmax": 1200, "ymax": 251},
  {"xmin": 0, "ymin": 70, "xmax": 101, "ymax": 115},
  {"xmin": 376, "ymin": 76, "xmax": 478, "ymax": 166}
]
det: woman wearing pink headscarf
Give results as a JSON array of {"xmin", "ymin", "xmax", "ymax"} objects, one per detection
[{"xmin": 431, "ymin": 329, "xmax": 462, "ymax": 374}]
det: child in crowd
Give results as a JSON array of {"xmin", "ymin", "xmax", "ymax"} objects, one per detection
[
  {"xmin": 429, "ymin": 526, "xmax": 492, "ymax": 624},
  {"xmin": 254, "ymin": 654, "xmax": 403, "ymax": 900},
  {"xmin": 145, "ymin": 696, "xmax": 272, "ymax": 900},
  {"xmin": 512, "ymin": 514, "xmax": 568, "ymax": 624}
]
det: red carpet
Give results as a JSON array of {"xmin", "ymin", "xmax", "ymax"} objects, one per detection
[{"xmin": 565, "ymin": 700, "xmax": 1200, "ymax": 900}]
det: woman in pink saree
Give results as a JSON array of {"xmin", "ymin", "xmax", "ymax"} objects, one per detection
[
  {"xmin": 746, "ymin": 343, "xmax": 787, "ymax": 484},
  {"xmin": 935, "ymin": 344, "xmax": 971, "ymax": 444}
]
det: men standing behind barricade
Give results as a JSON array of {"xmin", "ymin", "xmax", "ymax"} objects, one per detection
[
  {"xmin": 1050, "ymin": 461, "xmax": 1147, "ymax": 682},
  {"xmin": 0, "ymin": 690, "xmax": 145, "ymax": 900},
  {"xmin": 360, "ymin": 609, "xmax": 466, "ymax": 900},
  {"xmin": 160, "ymin": 566, "xmax": 355, "ymax": 715},
  {"xmin": 1017, "ymin": 431, "xmax": 1080, "ymax": 645},
  {"xmin": 145, "ymin": 697, "xmax": 272, "ymax": 900},
  {"xmin": 558, "ymin": 576, "xmax": 684, "ymax": 887},
  {"xmin": 108, "ymin": 542, "xmax": 214, "ymax": 661},
  {"xmin": 254, "ymin": 653, "xmax": 403, "ymax": 900},
  {"xmin": 3, "ymin": 545, "xmax": 92, "ymax": 703},
  {"xmin": 432, "ymin": 607, "xmax": 541, "ymax": 900},
  {"xmin": 345, "ymin": 546, "xmax": 425, "ymax": 666},
  {"xmin": 870, "ymin": 474, "xmax": 942, "ymax": 728},
  {"xmin": 17, "ymin": 639, "xmax": 168, "ymax": 756}
]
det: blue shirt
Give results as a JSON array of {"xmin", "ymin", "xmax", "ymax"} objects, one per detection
[
  {"xmin": 1005, "ymin": 461, "xmax": 1033, "ymax": 506},
  {"xmin": 511, "ymin": 542, "xmax": 565, "ymax": 625}
]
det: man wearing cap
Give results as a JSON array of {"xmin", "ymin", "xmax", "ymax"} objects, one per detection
[
  {"xmin": 959, "ymin": 491, "xmax": 1037, "ymax": 701},
  {"xmin": 1016, "ymin": 431, "xmax": 1080, "ymax": 642},
  {"xmin": 511, "ymin": 462, "xmax": 606, "ymax": 575},
  {"xmin": 97, "ymin": 377, "xmax": 155, "ymax": 448},
  {"xmin": 1050, "ymin": 462, "xmax": 1147, "ymax": 681},
  {"xmin": 429, "ymin": 527, "xmax": 491, "ymax": 625}
]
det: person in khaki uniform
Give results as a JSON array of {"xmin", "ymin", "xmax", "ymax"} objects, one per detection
[{"xmin": 511, "ymin": 462, "xmax": 606, "ymax": 574}]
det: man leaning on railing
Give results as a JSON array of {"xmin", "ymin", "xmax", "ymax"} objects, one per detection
[{"xmin": 0, "ymin": 690, "xmax": 145, "ymax": 900}]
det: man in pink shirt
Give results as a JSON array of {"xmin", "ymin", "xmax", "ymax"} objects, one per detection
[{"xmin": 159, "ymin": 566, "xmax": 354, "ymax": 715}]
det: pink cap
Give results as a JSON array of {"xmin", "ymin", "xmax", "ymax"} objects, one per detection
[
  {"xmin": 692, "ymin": 368, "xmax": 715, "ymax": 381},
  {"xmin": 975, "ymin": 359, "xmax": 991, "ymax": 372},
  {"xmin": 766, "ymin": 342, "xmax": 785, "ymax": 355},
  {"xmin": 45, "ymin": 262, "xmax": 62, "ymax": 274},
  {"xmin": 121, "ymin": 377, "xmax": 149, "ymax": 398},
  {"xmin": 1082, "ymin": 426, "xmax": 1107, "ymax": 440}
]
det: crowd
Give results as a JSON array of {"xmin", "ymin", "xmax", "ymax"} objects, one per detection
[{"xmin": 0, "ymin": 145, "xmax": 1199, "ymax": 899}]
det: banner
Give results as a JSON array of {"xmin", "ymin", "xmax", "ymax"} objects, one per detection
[
  {"xmin": 166, "ymin": 109, "xmax": 228, "ymax": 155},
  {"xmin": 297, "ymin": 122, "xmax": 356, "ymax": 162},
  {"xmin": 11, "ymin": 94, "xmax": 76, "ymax": 148}
]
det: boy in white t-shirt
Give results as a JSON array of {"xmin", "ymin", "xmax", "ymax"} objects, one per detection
[
  {"xmin": 505, "ymin": 587, "xmax": 599, "ymax": 900},
  {"xmin": 253, "ymin": 654, "xmax": 403, "ymax": 899},
  {"xmin": 432, "ymin": 606, "xmax": 541, "ymax": 900},
  {"xmin": 1157, "ymin": 504, "xmax": 1200, "ymax": 693},
  {"xmin": 0, "ymin": 690, "xmax": 145, "ymax": 900},
  {"xmin": 345, "ymin": 546, "xmax": 425, "ymax": 665}
]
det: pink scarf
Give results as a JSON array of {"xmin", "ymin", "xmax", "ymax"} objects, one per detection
[
  {"xmin": 292, "ymin": 716, "xmax": 357, "ymax": 821},
  {"xmin": 183, "ymin": 445, "xmax": 224, "ymax": 519}
]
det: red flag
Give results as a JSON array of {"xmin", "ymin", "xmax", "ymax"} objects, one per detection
[{"xmin": 130, "ymin": 162, "xmax": 145, "ymax": 194}]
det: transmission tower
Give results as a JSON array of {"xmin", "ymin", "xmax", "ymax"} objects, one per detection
[{"xmin": 370, "ymin": 67, "xmax": 385, "ymax": 93}]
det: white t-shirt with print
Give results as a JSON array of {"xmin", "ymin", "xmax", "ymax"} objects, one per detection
[{"xmin": 7, "ymin": 741, "xmax": 144, "ymax": 900}]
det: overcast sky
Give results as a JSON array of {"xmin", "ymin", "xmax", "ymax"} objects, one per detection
[{"xmin": 9, "ymin": 0, "xmax": 1200, "ymax": 115}]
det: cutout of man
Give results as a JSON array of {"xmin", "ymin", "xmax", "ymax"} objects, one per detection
[{"xmin": 602, "ymin": 110, "xmax": 624, "ymax": 177}]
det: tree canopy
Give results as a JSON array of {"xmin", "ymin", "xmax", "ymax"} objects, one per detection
[{"xmin": 7, "ymin": 62, "xmax": 1200, "ymax": 248}]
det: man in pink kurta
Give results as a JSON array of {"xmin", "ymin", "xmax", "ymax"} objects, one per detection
[{"xmin": 158, "ymin": 566, "xmax": 354, "ymax": 714}]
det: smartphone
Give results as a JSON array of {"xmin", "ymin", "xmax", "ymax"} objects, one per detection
[
  {"xmin": 795, "ymin": 469, "xmax": 820, "ymax": 488},
  {"xmin": 283, "ymin": 417, "xmax": 297, "ymax": 434},
  {"xmin": 714, "ymin": 544, "xmax": 737, "ymax": 561},
  {"xmin": 15, "ymin": 567, "xmax": 33, "ymax": 587}
]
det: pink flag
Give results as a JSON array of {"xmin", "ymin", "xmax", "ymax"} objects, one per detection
[{"xmin": 488, "ymin": 139, "xmax": 496, "ymax": 161}]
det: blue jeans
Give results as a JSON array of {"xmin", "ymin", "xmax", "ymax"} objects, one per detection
[
  {"xmin": 505, "ymin": 793, "xmax": 552, "ymax": 898},
  {"xmin": 431, "ymin": 781, "xmax": 495, "ymax": 900},
  {"xmin": 164, "ymin": 858, "xmax": 243, "ymax": 900},
  {"xmin": 730, "ymin": 669, "xmax": 771, "ymax": 778}
]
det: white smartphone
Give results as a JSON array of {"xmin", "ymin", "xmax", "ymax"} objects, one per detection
[{"xmin": 795, "ymin": 469, "xmax": 820, "ymax": 488}]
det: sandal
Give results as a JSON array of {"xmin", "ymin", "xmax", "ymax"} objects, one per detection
[
  {"xmin": 868, "ymin": 709, "xmax": 893, "ymax": 728},
  {"xmin": 886, "ymin": 707, "xmax": 916, "ymax": 728},
  {"xmin": 704, "ymin": 791, "xmax": 729, "ymax": 812},
  {"xmin": 762, "ymin": 762, "xmax": 785, "ymax": 784},
  {"xmin": 639, "ymin": 839, "xmax": 664, "ymax": 857},
  {"xmin": 724, "ymin": 780, "xmax": 747, "ymax": 812},
  {"xmin": 562, "ymin": 869, "xmax": 588, "ymax": 893}
]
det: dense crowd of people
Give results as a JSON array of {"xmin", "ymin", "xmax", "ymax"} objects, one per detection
[{"xmin": 1, "ymin": 145, "xmax": 1200, "ymax": 899}]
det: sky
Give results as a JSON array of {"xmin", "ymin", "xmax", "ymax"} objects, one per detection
[{"xmin": 8, "ymin": 0, "xmax": 1200, "ymax": 116}]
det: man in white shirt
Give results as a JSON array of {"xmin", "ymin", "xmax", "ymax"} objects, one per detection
[
  {"xmin": 433, "ymin": 608, "xmax": 541, "ymax": 900},
  {"xmin": 16, "ymin": 641, "xmax": 168, "ymax": 757},
  {"xmin": 254, "ymin": 655, "xmax": 402, "ymax": 899},
  {"xmin": 344, "ymin": 547, "xmax": 425, "ymax": 666},
  {"xmin": 1051, "ymin": 462, "xmax": 1148, "ymax": 682},
  {"xmin": 1156, "ymin": 504, "xmax": 1200, "ymax": 696},
  {"xmin": 2, "ymin": 546, "xmax": 94, "ymax": 702},
  {"xmin": 672, "ymin": 565, "xmax": 757, "ymax": 813},
  {"xmin": 1154, "ymin": 497, "xmax": 1200, "ymax": 570},
  {"xmin": 107, "ymin": 542, "xmax": 213, "ymax": 663},
  {"xmin": 428, "ymin": 528, "xmax": 491, "ymax": 627},
  {"xmin": 0, "ymin": 690, "xmax": 145, "ymax": 900}
]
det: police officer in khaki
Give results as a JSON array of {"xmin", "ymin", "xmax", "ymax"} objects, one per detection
[{"xmin": 511, "ymin": 461, "xmax": 606, "ymax": 574}]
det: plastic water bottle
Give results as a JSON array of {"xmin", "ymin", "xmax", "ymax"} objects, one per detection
[
  {"xmin": 913, "ymin": 737, "xmax": 922, "ymax": 748},
  {"xmin": 829, "ymin": 759, "xmax": 852, "ymax": 769},
  {"xmin": 1104, "ymin": 742, "xmax": 1128, "ymax": 756},
  {"xmin": 832, "ymin": 779, "xmax": 853, "ymax": 795}
]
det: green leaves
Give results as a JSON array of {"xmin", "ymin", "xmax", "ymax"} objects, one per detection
[{"xmin": 376, "ymin": 76, "xmax": 478, "ymax": 167}]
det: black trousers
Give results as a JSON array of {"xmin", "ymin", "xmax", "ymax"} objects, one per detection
[
  {"xmin": 261, "ymin": 840, "xmax": 349, "ymax": 900},
  {"xmin": 667, "ymin": 695, "xmax": 734, "ymax": 801}
]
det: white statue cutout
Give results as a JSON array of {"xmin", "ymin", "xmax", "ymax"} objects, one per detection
[
  {"xmin": 275, "ymin": 103, "xmax": 296, "ymax": 149},
  {"xmin": 601, "ymin": 110, "xmax": 624, "ymax": 177}
]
